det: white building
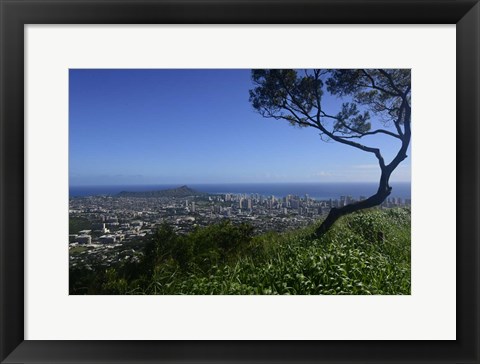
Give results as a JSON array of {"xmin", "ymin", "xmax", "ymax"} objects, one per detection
[{"xmin": 99, "ymin": 235, "xmax": 115, "ymax": 244}]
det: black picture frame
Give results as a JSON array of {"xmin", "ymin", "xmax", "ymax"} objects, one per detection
[{"xmin": 1, "ymin": 0, "xmax": 479, "ymax": 363}]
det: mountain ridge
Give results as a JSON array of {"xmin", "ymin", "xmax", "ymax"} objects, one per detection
[{"xmin": 117, "ymin": 185, "xmax": 206, "ymax": 198}]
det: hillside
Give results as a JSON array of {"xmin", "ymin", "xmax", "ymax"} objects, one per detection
[
  {"xmin": 70, "ymin": 208, "xmax": 411, "ymax": 295},
  {"xmin": 117, "ymin": 185, "xmax": 206, "ymax": 198}
]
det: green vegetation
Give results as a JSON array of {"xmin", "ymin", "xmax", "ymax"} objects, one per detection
[
  {"xmin": 70, "ymin": 208, "xmax": 410, "ymax": 295},
  {"xmin": 69, "ymin": 216, "xmax": 92, "ymax": 234},
  {"xmin": 69, "ymin": 246, "xmax": 88, "ymax": 254},
  {"xmin": 117, "ymin": 185, "xmax": 205, "ymax": 198}
]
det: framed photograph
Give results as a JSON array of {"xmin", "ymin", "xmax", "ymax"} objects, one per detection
[{"xmin": 1, "ymin": 0, "xmax": 478, "ymax": 363}]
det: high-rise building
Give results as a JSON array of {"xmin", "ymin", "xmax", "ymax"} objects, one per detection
[{"xmin": 101, "ymin": 223, "xmax": 110, "ymax": 234}]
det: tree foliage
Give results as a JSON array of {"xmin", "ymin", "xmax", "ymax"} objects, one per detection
[{"xmin": 249, "ymin": 69, "xmax": 411, "ymax": 235}]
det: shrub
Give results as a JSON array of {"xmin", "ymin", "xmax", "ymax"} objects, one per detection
[{"xmin": 71, "ymin": 208, "xmax": 411, "ymax": 295}]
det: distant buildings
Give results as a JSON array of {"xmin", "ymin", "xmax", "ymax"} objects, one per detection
[
  {"xmin": 69, "ymin": 191, "xmax": 411, "ymax": 251},
  {"xmin": 99, "ymin": 235, "xmax": 116, "ymax": 244},
  {"xmin": 76, "ymin": 235, "xmax": 91, "ymax": 244},
  {"xmin": 101, "ymin": 223, "xmax": 110, "ymax": 234}
]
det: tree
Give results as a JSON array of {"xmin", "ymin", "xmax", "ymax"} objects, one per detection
[{"xmin": 249, "ymin": 69, "xmax": 411, "ymax": 236}]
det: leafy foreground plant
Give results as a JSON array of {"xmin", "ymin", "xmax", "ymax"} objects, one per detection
[{"xmin": 70, "ymin": 208, "xmax": 411, "ymax": 295}]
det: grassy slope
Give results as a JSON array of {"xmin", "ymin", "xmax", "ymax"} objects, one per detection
[{"xmin": 133, "ymin": 208, "xmax": 411, "ymax": 295}]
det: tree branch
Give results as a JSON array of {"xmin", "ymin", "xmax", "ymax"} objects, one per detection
[
  {"xmin": 387, "ymin": 104, "xmax": 411, "ymax": 171},
  {"xmin": 337, "ymin": 128, "xmax": 402, "ymax": 139},
  {"xmin": 378, "ymin": 69, "xmax": 404, "ymax": 96},
  {"xmin": 362, "ymin": 70, "xmax": 400, "ymax": 97},
  {"xmin": 313, "ymin": 110, "xmax": 386, "ymax": 169},
  {"xmin": 281, "ymin": 104, "xmax": 320, "ymax": 129},
  {"xmin": 275, "ymin": 74, "xmax": 320, "ymax": 127}
]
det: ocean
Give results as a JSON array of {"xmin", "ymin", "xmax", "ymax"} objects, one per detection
[{"xmin": 69, "ymin": 182, "xmax": 411, "ymax": 200}]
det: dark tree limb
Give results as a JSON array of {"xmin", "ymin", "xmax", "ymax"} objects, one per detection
[
  {"xmin": 314, "ymin": 94, "xmax": 411, "ymax": 238},
  {"xmin": 313, "ymin": 178, "xmax": 392, "ymax": 237},
  {"xmin": 249, "ymin": 69, "xmax": 411, "ymax": 237}
]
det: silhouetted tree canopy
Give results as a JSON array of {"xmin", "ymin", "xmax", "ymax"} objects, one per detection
[{"xmin": 249, "ymin": 69, "xmax": 411, "ymax": 235}]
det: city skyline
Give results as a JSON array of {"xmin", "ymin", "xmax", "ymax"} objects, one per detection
[{"xmin": 69, "ymin": 69, "xmax": 411, "ymax": 186}]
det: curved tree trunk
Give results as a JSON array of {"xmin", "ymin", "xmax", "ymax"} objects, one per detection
[
  {"xmin": 313, "ymin": 97, "xmax": 411, "ymax": 238},
  {"xmin": 313, "ymin": 170, "xmax": 392, "ymax": 238},
  {"xmin": 250, "ymin": 69, "xmax": 412, "ymax": 238}
]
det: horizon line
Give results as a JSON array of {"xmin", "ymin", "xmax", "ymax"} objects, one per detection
[{"xmin": 70, "ymin": 181, "xmax": 411, "ymax": 187}]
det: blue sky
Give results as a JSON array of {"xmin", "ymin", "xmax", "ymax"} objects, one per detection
[{"xmin": 69, "ymin": 69, "xmax": 411, "ymax": 186}]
